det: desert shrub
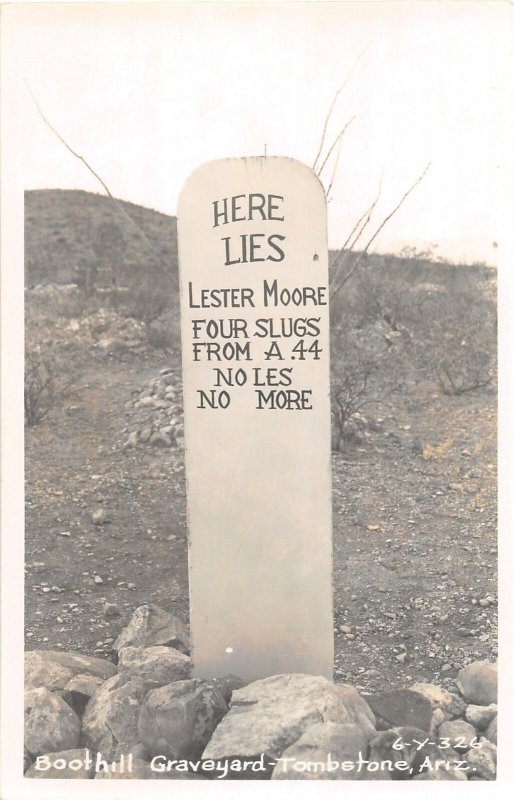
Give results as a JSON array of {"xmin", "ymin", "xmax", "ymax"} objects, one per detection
[
  {"xmin": 330, "ymin": 323, "xmax": 401, "ymax": 449},
  {"xmin": 120, "ymin": 282, "xmax": 171, "ymax": 324},
  {"xmin": 24, "ymin": 346, "xmax": 80, "ymax": 426}
]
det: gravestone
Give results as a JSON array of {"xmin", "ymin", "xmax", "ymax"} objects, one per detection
[{"xmin": 177, "ymin": 157, "xmax": 333, "ymax": 681}]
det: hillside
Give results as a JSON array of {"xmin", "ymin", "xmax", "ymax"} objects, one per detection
[
  {"xmin": 25, "ymin": 189, "xmax": 495, "ymax": 291},
  {"xmin": 24, "ymin": 188, "xmax": 497, "ymax": 697}
]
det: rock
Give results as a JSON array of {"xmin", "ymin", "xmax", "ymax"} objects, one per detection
[
  {"xmin": 206, "ymin": 674, "xmax": 246, "ymax": 704},
  {"xmin": 81, "ymin": 674, "xmax": 150, "ymax": 760},
  {"xmin": 369, "ymin": 726, "xmax": 446, "ymax": 780},
  {"xmin": 438, "ymin": 719, "xmax": 478, "ymax": 750},
  {"xmin": 429, "ymin": 708, "xmax": 445, "ymax": 734},
  {"xmin": 272, "ymin": 722, "xmax": 372, "ymax": 780},
  {"xmin": 91, "ymin": 508, "xmax": 110, "ymax": 525},
  {"xmin": 364, "ymin": 689, "xmax": 432, "ymax": 731},
  {"xmin": 104, "ymin": 603, "xmax": 121, "ymax": 618},
  {"xmin": 466, "ymin": 739, "xmax": 497, "ymax": 779},
  {"xmin": 138, "ymin": 679, "xmax": 228, "ymax": 759},
  {"xmin": 336, "ymin": 684, "xmax": 376, "ymax": 734},
  {"xmin": 202, "ymin": 674, "xmax": 374, "ymax": 769},
  {"xmin": 139, "ymin": 428, "xmax": 153, "ymax": 444},
  {"xmin": 465, "ymin": 703, "xmax": 497, "ymax": 730},
  {"xmin": 411, "ymin": 682, "xmax": 466, "ymax": 719},
  {"xmin": 149, "ymin": 432, "xmax": 172, "ymax": 447},
  {"xmin": 25, "ymin": 688, "xmax": 80, "ymax": 757},
  {"xmin": 25, "ymin": 649, "xmax": 116, "ymax": 692},
  {"xmin": 113, "ymin": 604, "xmax": 189, "ymax": 655},
  {"xmin": 124, "ymin": 431, "xmax": 139, "ymax": 448},
  {"xmin": 24, "ymin": 748, "xmax": 95, "ymax": 779},
  {"xmin": 62, "ymin": 674, "xmax": 105, "ymax": 715},
  {"xmin": 118, "ymin": 645, "xmax": 191, "ymax": 684},
  {"xmin": 457, "ymin": 661, "xmax": 497, "ymax": 705},
  {"xmin": 485, "ymin": 715, "xmax": 497, "ymax": 745}
]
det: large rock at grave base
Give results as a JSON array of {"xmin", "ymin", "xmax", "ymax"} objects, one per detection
[
  {"xmin": 81, "ymin": 673, "xmax": 150, "ymax": 760},
  {"xmin": 411, "ymin": 682, "xmax": 466, "ymax": 719},
  {"xmin": 24, "ymin": 749, "xmax": 95, "ymax": 779},
  {"xmin": 202, "ymin": 674, "xmax": 375, "ymax": 768},
  {"xmin": 465, "ymin": 703, "xmax": 497, "ymax": 730},
  {"xmin": 272, "ymin": 722, "xmax": 372, "ymax": 780},
  {"xmin": 457, "ymin": 661, "xmax": 497, "ymax": 705},
  {"xmin": 364, "ymin": 689, "xmax": 432, "ymax": 731},
  {"xmin": 113, "ymin": 604, "xmax": 190, "ymax": 655},
  {"xmin": 25, "ymin": 650, "xmax": 116, "ymax": 692},
  {"xmin": 206, "ymin": 674, "xmax": 246, "ymax": 704},
  {"xmin": 95, "ymin": 759, "xmax": 207, "ymax": 779},
  {"xmin": 138, "ymin": 679, "xmax": 228, "ymax": 760},
  {"xmin": 368, "ymin": 726, "xmax": 451, "ymax": 780},
  {"xmin": 62, "ymin": 674, "xmax": 105, "ymax": 715},
  {"xmin": 438, "ymin": 719, "xmax": 478, "ymax": 750},
  {"xmin": 118, "ymin": 645, "xmax": 191, "ymax": 684},
  {"xmin": 466, "ymin": 739, "xmax": 497, "ymax": 780},
  {"xmin": 25, "ymin": 688, "xmax": 80, "ymax": 757}
]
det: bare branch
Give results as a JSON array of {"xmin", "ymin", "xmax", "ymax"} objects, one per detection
[
  {"xmin": 330, "ymin": 163, "xmax": 431, "ymax": 300},
  {"xmin": 26, "ymin": 82, "xmax": 177, "ymax": 285},
  {"xmin": 312, "ymin": 47, "xmax": 368, "ymax": 172},
  {"xmin": 329, "ymin": 174, "xmax": 383, "ymax": 292},
  {"xmin": 359, "ymin": 162, "xmax": 431, "ymax": 255},
  {"xmin": 326, "ymin": 135, "xmax": 343, "ymax": 203},
  {"xmin": 316, "ymin": 116, "xmax": 355, "ymax": 178}
]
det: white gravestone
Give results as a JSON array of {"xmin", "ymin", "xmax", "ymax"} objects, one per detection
[{"xmin": 177, "ymin": 157, "xmax": 333, "ymax": 681}]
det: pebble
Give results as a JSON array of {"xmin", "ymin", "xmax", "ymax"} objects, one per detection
[
  {"xmin": 104, "ymin": 603, "xmax": 120, "ymax": 617},
  {"xmin": 94, "ymin": 575, "xmax": 104, "ymax": 585},
  {"xmin": 91, "ymin": 508, "xmax": 110, "ymax": 526}
]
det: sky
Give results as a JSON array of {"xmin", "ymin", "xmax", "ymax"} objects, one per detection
[{"xmin": 2, "ymin": 0, "xmax": 513, "ymax": 264}]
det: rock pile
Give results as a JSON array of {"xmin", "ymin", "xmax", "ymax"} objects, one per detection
[
  {"xmin": 24, "ymin": 603, "xmax": 498, "ymax": 781},
  {"xmin": 122, "ymin": 369, "xmax": 184, "ymax": 450}
]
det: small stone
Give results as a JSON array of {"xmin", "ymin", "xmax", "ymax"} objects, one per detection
[
  {"xmin": 149, "ymin": 432, "xmax": 172, "ymax": 448},
  {"xmin": 91, "ymin": 509, "xmax": 110, "ymax": 526},
  {"xmin": 94, "ymin": 575, "xmax": 104, "ymax": 585},
  {"xmin": 339, "ymin": 625, "xmax": 352, "ymax": 634},
  {"xmin": 104, "ymin": 603, "xmax": 120, "ymax": 617},
  {"xmin": 124, "ymin": 431, "xmax": 139, "ymax": 449},
  {"xmin": 139, "ymin": 428, "xmax": 152, "ymax": 443},
  {"xmin": 395, "ymin": 652, "xmax": 407, "ymax": 663}
]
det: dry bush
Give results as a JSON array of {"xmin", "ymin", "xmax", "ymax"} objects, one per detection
[{"xmin": 25, "ymin": 346, "xmax": 80, "ymax": 426}]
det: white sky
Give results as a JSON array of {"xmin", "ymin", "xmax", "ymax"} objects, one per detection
[{"xmin": 3, "ymin": 0, "xmax": 513, "ymax": 264}]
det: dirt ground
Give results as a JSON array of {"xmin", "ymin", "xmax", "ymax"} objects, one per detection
[{"xmin": 25, "ymin": 347, "xmax": 497, "ymax": 694}]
